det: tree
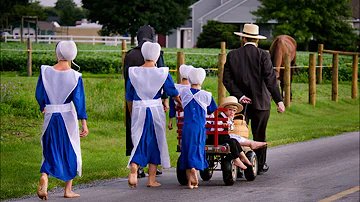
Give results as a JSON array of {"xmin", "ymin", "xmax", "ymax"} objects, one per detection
[
  {"xmin": 82, "ymin": 0, "xmax": 197, "ymax": 44},
  {"xmin": 196, "ymin": 20, "xmax": 239, "ymax": 49},
  {"xmin": 252, "ymin": 0, "xmax": 357, "ymax": 51},
  {"xmin": 55, "ymin": 0, "xmax": 87, "ymax": 26}
]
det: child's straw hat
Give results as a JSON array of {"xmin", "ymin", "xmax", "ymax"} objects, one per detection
[{"xmin": 219, "ymin": 96, "xmax": 243, "ymax": 113}]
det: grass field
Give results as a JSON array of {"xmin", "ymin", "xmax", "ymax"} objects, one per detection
[{"xmin": 0, "ymin": 69, "xmax": 359, "ymax": 200}]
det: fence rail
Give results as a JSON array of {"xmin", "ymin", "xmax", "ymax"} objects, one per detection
[{"xmin": 4, "ymin": 34, "xmax": 135, "ymax": 46}]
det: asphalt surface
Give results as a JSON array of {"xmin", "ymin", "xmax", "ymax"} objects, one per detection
[{"xmin": 7, "ymin": 131, "xmax": 360, "ymax": 202}]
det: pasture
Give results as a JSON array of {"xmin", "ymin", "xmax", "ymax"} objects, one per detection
[{"xmin": 0, "ymin": 43, "xmax": 359, "ymax": 200}]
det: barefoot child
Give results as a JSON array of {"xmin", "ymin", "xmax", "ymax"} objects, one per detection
[
  {"xmin": 126, "ymin": 42, "xmax": 181, "ymax": 188},
  {"xmin": 219, "ymin": 96, "xmax": 268, "ymax": 150},
  {"xmin": 179, "ymin": 67, "xmax": 217, "ymax": 189},
  {"xmin": 168, "ymin": 64, "xmax": 193, "ymax": 130},
  {"xmin": 35, "ymin": 41, "xmax": 89, "ymax": 200}
]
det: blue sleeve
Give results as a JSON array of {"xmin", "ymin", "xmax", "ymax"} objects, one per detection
[
  {"xmin": 207, "ymin": 97, "xmax": 218, "ymax": 115},
  {"xmin": 163, "ymin": 74, "xmax": 179, "ymax": 98},
  {"xmin": 125, "ymin": 78, "xmax": 134, "ymax": 101},
  {"xmin": 35, "ymin": 74, "xmax": 46, "ymax": 112},
  {"xmin": 73, "ymin": 77, "xmax": 88, "ymax": 120},
  {"xmin": 169, "ymin": 98, "xmax": 176, "ymax": 118}
]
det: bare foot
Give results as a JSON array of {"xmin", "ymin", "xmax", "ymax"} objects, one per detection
[
  {"xmin": 37, "ymin": 176, "xmax": 48, "ymax": 200},
  {"xmin": 190, "ymin": 168, "xmax": 198, "ymax": 188},
  {"xmin": 64, "ymin": 191, "xmax": 80, "ymax": 198},
  {"xmin": 250, "ymin": 141, "xmax": 268, "ymax": 150},
  {"xmin": 147, "ymin": 181, "xmax": 161, "ymax": 187},
  {"xmin": 239, "ymin": 152, "xmax": 252, "ymax": 166},
  {"xmin": 128, "ymin": 164, "xmax": 138, "ymax": 188},
  {"xmin": 234, "ymin": 158, "xmax": 247, "ymax": 169}
]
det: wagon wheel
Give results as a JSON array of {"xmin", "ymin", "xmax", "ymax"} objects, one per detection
[
  {"xmin": 221, "ymin": 155, "xmax": 237, "ymax": 186},
  {"xmin": 200, "ymin": 154, "xmax": 214, "ymax": 181},
  {"xmin": 176, "ymin": 155, "xmax": 188, "ymax": 185},
  {"xmin": 244, "ymin": 151, "xmax": 258, "ymax": 181}
]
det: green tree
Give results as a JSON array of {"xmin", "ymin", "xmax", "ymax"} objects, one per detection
[
  {"xmin": 55, "ymin": 0, "xmax": 87, "ymax": 26},
  {"xmin": 252, "ymin": 0, "xmax": 357, "ymax": 51},
  {"xmin": 82, "ymin": 0, "xmax": 197, "ymax": 44},
  {"xmin": 196, "ymin": 20, "xmax": 239, "ymax": 49}
]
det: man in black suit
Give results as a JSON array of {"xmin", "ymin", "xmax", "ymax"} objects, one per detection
[
  {"xmin": 223, "ymin": 24, "xmax": 285, "ymax": 174},
  {"xmin": 124, "ymin": 25, "xmax": 167, "ymax": 177}
]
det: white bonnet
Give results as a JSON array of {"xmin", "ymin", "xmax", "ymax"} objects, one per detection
[
  {"xmin": 141, "ymin": 41, "xmax": 161, "ymax": 62},
  {"xmin": 179, "ymin": 64, "xmax": 193, "ymax": 80},
  {"xmin": 56, "ymin": 41, "xmax": 77, "ymax": 61},
  {"xmin": 188, "ymin": 67, "xmax": 206, "ymax": 85}
]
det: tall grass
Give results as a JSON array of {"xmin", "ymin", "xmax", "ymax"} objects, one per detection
[{"xmin": 0, "ymin": 73, "xmax": 359, "ymax": 200}]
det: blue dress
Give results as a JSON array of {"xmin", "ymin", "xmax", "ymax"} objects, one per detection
[
  {"xmin": 180, "ymin": 88, "xmax": 217, "ymax": 170},
  {"xmin": 126, "ymin": 74, "xmax": 178, "ymax": 167},
  {"xmin": 35, "ymin": 72, "xmax": 87, "ymax": 182}
]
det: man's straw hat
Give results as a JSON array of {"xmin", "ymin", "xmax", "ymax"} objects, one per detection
[
  {"xmin": 219, "ymin": 96, "xmax": 244, "ymax": 113},
  {"xmin": 234, "ymin": 24, "xmax": 267, "ymax": 40}
]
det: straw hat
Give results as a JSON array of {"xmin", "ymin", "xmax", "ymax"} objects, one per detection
[
  {"xmin": 219, "ymin": 96, "xmax": 243, "ymax": 113},
  {"xmin": 234, "ymin": 24, "xmax": 267, "ymax": 40},
  {"xmin": 141, "ymin": 41, "xmax": 161, "ymax": 62},
  {"xmin": 188, "ymin": 67, "xmax": 206, "ymax": 85}
]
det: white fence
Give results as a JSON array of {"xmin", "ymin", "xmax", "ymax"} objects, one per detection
[{"xmin": 3, "ymin": 35, "xmax": 136, "ymax": 46}]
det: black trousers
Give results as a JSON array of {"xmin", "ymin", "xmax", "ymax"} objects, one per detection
[
  {"xmin": 207, "ymin": 135, "xmax": 243, "ymax": 160},
  {"xmin": 244, "ymin": 107, "xmax": 270, "ymax": 170}
]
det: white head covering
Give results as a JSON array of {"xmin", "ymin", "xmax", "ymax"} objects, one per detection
[
  {"xmin": 56, "ymin": 41, "xmax": 78, "ymax": 61},
  {"xmin": 141, "ymin": 41, "xmax": 161, "ymax": 62},
  {"xmin": 188, "ymin": 67, "xmax": 206, "ymax": 85},
  {"xmin": 179, "ymin": 65, "xmax": 193, "ymax": 80}
]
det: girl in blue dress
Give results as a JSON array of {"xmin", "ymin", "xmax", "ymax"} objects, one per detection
[
  {"xmin": 126, "ymin": 42, "xmax": 181, "ymax": 188},
  {"xmin": 35, "ymin": 41, "xmax": 88, "ymax": 200},
  {"xmin": 179, "ymin": 67, "xmax": 217, "ymax": 189}
]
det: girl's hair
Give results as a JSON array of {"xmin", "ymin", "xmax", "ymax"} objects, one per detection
[{"xmin": 225, "ymin": 104, "xmax": 239, "ymax": 109}]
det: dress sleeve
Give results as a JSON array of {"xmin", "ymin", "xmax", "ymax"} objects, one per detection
[
  {"xmin": 163, "ymin": 74, "xmax": 179, "ymax": 98},
  {"xmin": 35, "ymin": 73, "xmax": 46, "ymax": 112},
  {"xmin": 72, "ymin": 77, "xmax": 88, "ymax": 120},
  {"xmin": 169, "ymin": 98, "xmax": 176, "ymax": 118},
  {"xmin": 125, "ymin": 78, "xmax": 135, "ymax": 101},
  {"xmin": 207, "ymin": 97, "xmax": 218, "ymax": 115}
]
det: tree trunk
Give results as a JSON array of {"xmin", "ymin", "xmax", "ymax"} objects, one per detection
[{"xmin": 304, "ymin": 37, "xmax": 310, "ymax": 51}]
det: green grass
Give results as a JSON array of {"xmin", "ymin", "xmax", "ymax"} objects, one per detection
[{"xmin": 0, "ymin": 73, "xmax": 359, "ymax": 200}]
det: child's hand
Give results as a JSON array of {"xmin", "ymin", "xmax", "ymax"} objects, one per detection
[
  {"xmin": 223, "ymin": 123, "xmax": 229, "ymax": 128},
  {"xmin": 41, "ymin": 108, "xmax": 46, "ymax": 114},
  {"xmin": 80, "ymin": 120, "xmax": 89, "ymax": 138},
  {"xmin": 163, "ymin": 101, "xmax": 169, "ymax": 112}
]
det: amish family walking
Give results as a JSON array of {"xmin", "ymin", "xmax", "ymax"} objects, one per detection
[{"xmin": 35, "ymin": 23, "xmax": 284, "ymax": 199}]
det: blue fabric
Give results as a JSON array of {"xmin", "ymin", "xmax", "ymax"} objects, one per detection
[
  {"xmin": 35, "ymin": 71, "xmax": 87, "ymax": 181},
  {"xmin": 180, "ymin": 88, "xmax": 217, "ymax": 170},
  {"xmin": 126, "ymin": 72, "xmax": 178, "ymax": 166},
  {"xmin": 126, "ymin": 74, "xmax": 178, "ymax": 101},
  {"xmin": 130, "ymin": 108, "xmax": 161, "ymax": 167},
  {"xmin": 169, "ymin": 96, "xmax": 176, "ymax": 118}
]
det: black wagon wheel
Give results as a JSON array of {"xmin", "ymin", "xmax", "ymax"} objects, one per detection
[
  {"xmin": 176, "ymin": 155, "xmax": 188, "ymax": 185},
  {"xmin": 200, "ymin": 154, "xmax": 214, "ymax": 181},
  {"xmin": 244, "ymin": 151, "xmax": 258, "ymax": 181},
  {"xmin": 221, "ymin": 155, "xmax": 237, "ymax": 186}
]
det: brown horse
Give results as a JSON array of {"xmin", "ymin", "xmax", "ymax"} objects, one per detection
[{"xmin": 269, "ymin": 35, "xmax": 297, "ymax": 100}]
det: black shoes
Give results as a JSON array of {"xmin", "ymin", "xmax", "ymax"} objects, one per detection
[
  {"xmin": 257, "ymin": 163, "xmax": 269, "ymax": 175},
  {"xmin": 138, "ymin": 166, "xmax": 163, "ymax": 178}
]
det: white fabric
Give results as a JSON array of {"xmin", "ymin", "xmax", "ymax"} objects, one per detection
[
  {"xmin": 141, "ymin": 41, "xmax": 161, "ymax": 62},
  {"xmin": 40, "ymin": 65, "xmax": 83, "ymax": 176},
  {"xmin": 127, "ymin": 68, "xmax": 170, "ymax": 168},
  {"xmin": 128, "ymin": 66, "xmax": 168, "ymax": 100},
  {"xmin": 180, "ymin": 88, "xmax": 212, "ymax": 114},
  {"xmin": 188, "ymin": 67, "xmax": 206, "ymax": 85},
  {"xmin": 244, "ymin": 42, "xmax": 257, "ymax": 47},
  {"xmin": 215, "ymin": 112, "xmax": 246, "ymax": 143},
  {"xmin": 56, "ymin": 41, "xmax": 77, "ymax": 61},
  {"xmin": 179, "ymin": 65, "xmax": 193, "ymax": 80},
  {"xmin": 174, "ymin": 83, "xmax": 190, "ymax": 118}
]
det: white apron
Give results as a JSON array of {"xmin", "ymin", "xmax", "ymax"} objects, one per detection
[
  {"xmin": 40, "ymin": 65, "xmax": 83, "ymax": 176},
  {"xmin": 174, "ymin": 83, "xmax": 190, "ymax": 118},
  {"xmin": 180, "ymin": 88, "xmax": 212, "ymax": 113},
  {"xmin": 127, "ymin": 66, "xmax": 171, "ymax": 168}
]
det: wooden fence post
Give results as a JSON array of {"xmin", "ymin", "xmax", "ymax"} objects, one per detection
[
  {"xmin": 218, "ymin": 52, "xmax": 226, "ymax": 105},
  {"xmin": 352, "ymin": 54, "xmax": 359, "ymax": 99},
  {"xmin": 309, "ymin": 54, "xmax": 316, "ymax": 106},
  {"xmin": 176, "ymin": 52, "xmax": 184, "ymax": 84},
  {"xmin": 332, "ymin": 53, "xmax": 339, "ymax": 102},
  {"xmin": 317, "ymin": 44, "xmax": 323, "ymax": 84},
  {"xmin": 121, "ymin": 40, "xmax": 127, "ymax": 71},
  {"xmin": 284, "ymin": 54, "xmax": 291, "ymax": 108},
  {"xmin": 27, "ymin": 38, "xmax": 32, "ymax": 77},
  {"xmin": 220, "ymin": 41, "xmax": 226, "ymax": 54}
]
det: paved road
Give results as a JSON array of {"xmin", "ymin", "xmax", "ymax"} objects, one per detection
[{"xmin": 9, "ymin": 132, "xmax": 360, "ymax": 202}]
